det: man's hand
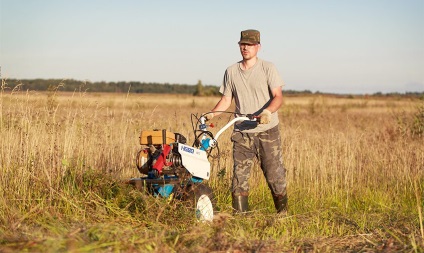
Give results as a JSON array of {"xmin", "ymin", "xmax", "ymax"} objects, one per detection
[
  {"xmin": 204, "ymin": 112, "xmax": 214, "ymax": 121},
  {"xmin": 259, "ymin": 109, "xmax": 271, "ymax": 124}
]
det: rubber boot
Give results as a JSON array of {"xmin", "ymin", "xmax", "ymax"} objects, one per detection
[
  {"xmin": 232, "ymin": 194, "xmax": 248, "ymax": 213},
  {"xmin": 273, "ymin": 194, "xmax": 288, "ymax": 214}
]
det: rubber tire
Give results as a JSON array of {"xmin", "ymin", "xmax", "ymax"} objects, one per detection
[{"xmin": 185, "ymin": 184, "xmax": 215, "ymax": 222}]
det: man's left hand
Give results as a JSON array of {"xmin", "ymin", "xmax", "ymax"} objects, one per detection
[{"xmin": 259, "ymin": 109, "xmax": 272, "ymax": 124}]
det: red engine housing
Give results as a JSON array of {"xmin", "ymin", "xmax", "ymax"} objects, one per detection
[{"xmin": 152, "ymin": 144, "xmax": 173, "ymax": 175}]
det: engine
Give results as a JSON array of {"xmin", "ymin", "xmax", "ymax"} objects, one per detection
[{"xmin": 136, "ymin": 130, "xmax": 210, "ymax": 180}]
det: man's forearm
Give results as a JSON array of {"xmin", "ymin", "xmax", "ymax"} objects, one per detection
[
  {"xmin": 265, "ymin": 95, "xmax": 283, "ymax": 113},
  {"xmin": 265, "ymin": 87, "xmax": 283, "ymax": 113},
  {"xmin": 211, "ymin": 96, "xmax": 232, "ymax": 116}
]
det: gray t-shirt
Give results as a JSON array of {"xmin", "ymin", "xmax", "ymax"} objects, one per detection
[{"xmin": 219, "ymin": 58, "xmax": 285, "ymax": 133}]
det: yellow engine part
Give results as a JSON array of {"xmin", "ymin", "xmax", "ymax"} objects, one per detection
[{"xmin": 139, "ymin": 129, "xmax": 175, "ymax": 145}]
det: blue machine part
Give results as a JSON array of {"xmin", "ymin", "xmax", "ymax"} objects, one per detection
[
  {"xmin": 154, "ymin": 177, "xmax": 203, "ymax": 197},
  {"xmin": 147, "ymin": 170, "xmax": 159, "ymax": 179},
  {"xmin": 200, "ymin": 138, "xmax": 211, "ymax": 151},
  {"xmin": 152, "ymin": 175, "xmax": 179, "ymax": 197},
  {"xmin": 191, "ymin": 177, "xmax": 203, "ymax": 183},
  {"xmin": 199, "ymin": 123, "xmax": 207, "ymax": 131},
  {"xmin": 155, "ymin": 184, "xmax": 174, "ymax": 197}
]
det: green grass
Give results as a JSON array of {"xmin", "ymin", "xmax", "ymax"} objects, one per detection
[{"xmin": 1, "ymin": 164, "xmax": 421, "ymax": 252}]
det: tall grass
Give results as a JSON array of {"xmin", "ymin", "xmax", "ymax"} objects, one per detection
[{"xmin": 0, "ymin": 81, "xmax": 423, "ymax": 252}]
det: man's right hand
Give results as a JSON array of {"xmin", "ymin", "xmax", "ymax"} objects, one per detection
[{"xmin": 204, "ymin": 112, "xmax": 214, "ymax": 121}]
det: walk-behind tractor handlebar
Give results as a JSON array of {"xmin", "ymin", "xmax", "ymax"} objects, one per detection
[
  {"xmin": 128, "ymin": 112, "xmax": 258, "ymax": 222},
  {"xmin": 197, "ymin": 115, "xmax": 258, "ymax": 151}
]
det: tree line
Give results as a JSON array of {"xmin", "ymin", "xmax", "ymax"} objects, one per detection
[
  {"xmin": 4, "ymin": 78, "xmax": 314, "ymax": 96},
  {"xmin": 3, "ymin": 78, "xmax": 423, "ymax": 98},
  {"xmin": 5, "ymin": 78, "xmax": 221, "ymax": 96}
]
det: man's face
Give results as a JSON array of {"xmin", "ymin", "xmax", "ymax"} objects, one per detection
[{"xmin": 239, "ymin": 43, "xmax": 260, "ymax": 60}]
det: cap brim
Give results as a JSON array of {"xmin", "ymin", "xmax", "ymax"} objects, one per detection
[{"xmin": 238, "ymin": 40, "xmax": 259, "ymax": 45}]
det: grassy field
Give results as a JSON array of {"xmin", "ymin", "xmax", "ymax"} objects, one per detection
[{"xmin": 0, "ymin": 82, "xmax": 423, "ymax": 252}]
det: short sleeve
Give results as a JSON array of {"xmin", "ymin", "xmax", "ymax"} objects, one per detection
[
  {"xmin": 266, "ymin": 63, "xmax": 285, "ymax": 90},
  {"xmin": 219, "ymin": 69, "xmax": 233, "ymax": 97}
]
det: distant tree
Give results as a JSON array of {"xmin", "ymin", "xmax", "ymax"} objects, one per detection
[{"xmin": 193, "ymin": 80, "xmax": 204, "ymax": 96}]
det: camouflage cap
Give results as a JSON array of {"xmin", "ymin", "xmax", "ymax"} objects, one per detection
[{"xmin": 239, "ymin": 29, "xmax": 260, "ymax": 45}]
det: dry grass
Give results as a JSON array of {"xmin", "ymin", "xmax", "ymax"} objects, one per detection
[{"xmin": 0, "ymin": 81, "xmax": 423, "ymax": 252}]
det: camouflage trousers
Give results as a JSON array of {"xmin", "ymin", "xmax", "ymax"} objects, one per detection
[{"xmin": 231, "ymin": 126, "xmax": 287, "ymax": 197}]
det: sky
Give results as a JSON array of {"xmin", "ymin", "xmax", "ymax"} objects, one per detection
[{"xmin": 0, "ymin": 0, "xmax": 423, "ymax": 94}]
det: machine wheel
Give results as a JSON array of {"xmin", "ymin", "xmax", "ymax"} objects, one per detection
[{"xmin": 185, "ymin": 184, "xmax": 215, "ymax": 222}]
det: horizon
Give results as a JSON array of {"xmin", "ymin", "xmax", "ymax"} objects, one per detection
[{"xmin": 3, "ymin": 77, "xmax": 424, "ymax": 96}]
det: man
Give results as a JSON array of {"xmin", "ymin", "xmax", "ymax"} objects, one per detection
[{"xmin": 205, "ymin": 29, "xmax": 287, "ymax": 214}]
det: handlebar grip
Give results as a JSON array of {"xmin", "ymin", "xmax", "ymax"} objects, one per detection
[{"xmin": 245, "ymin": 114, "xmax": 260, "ymax": 121}]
